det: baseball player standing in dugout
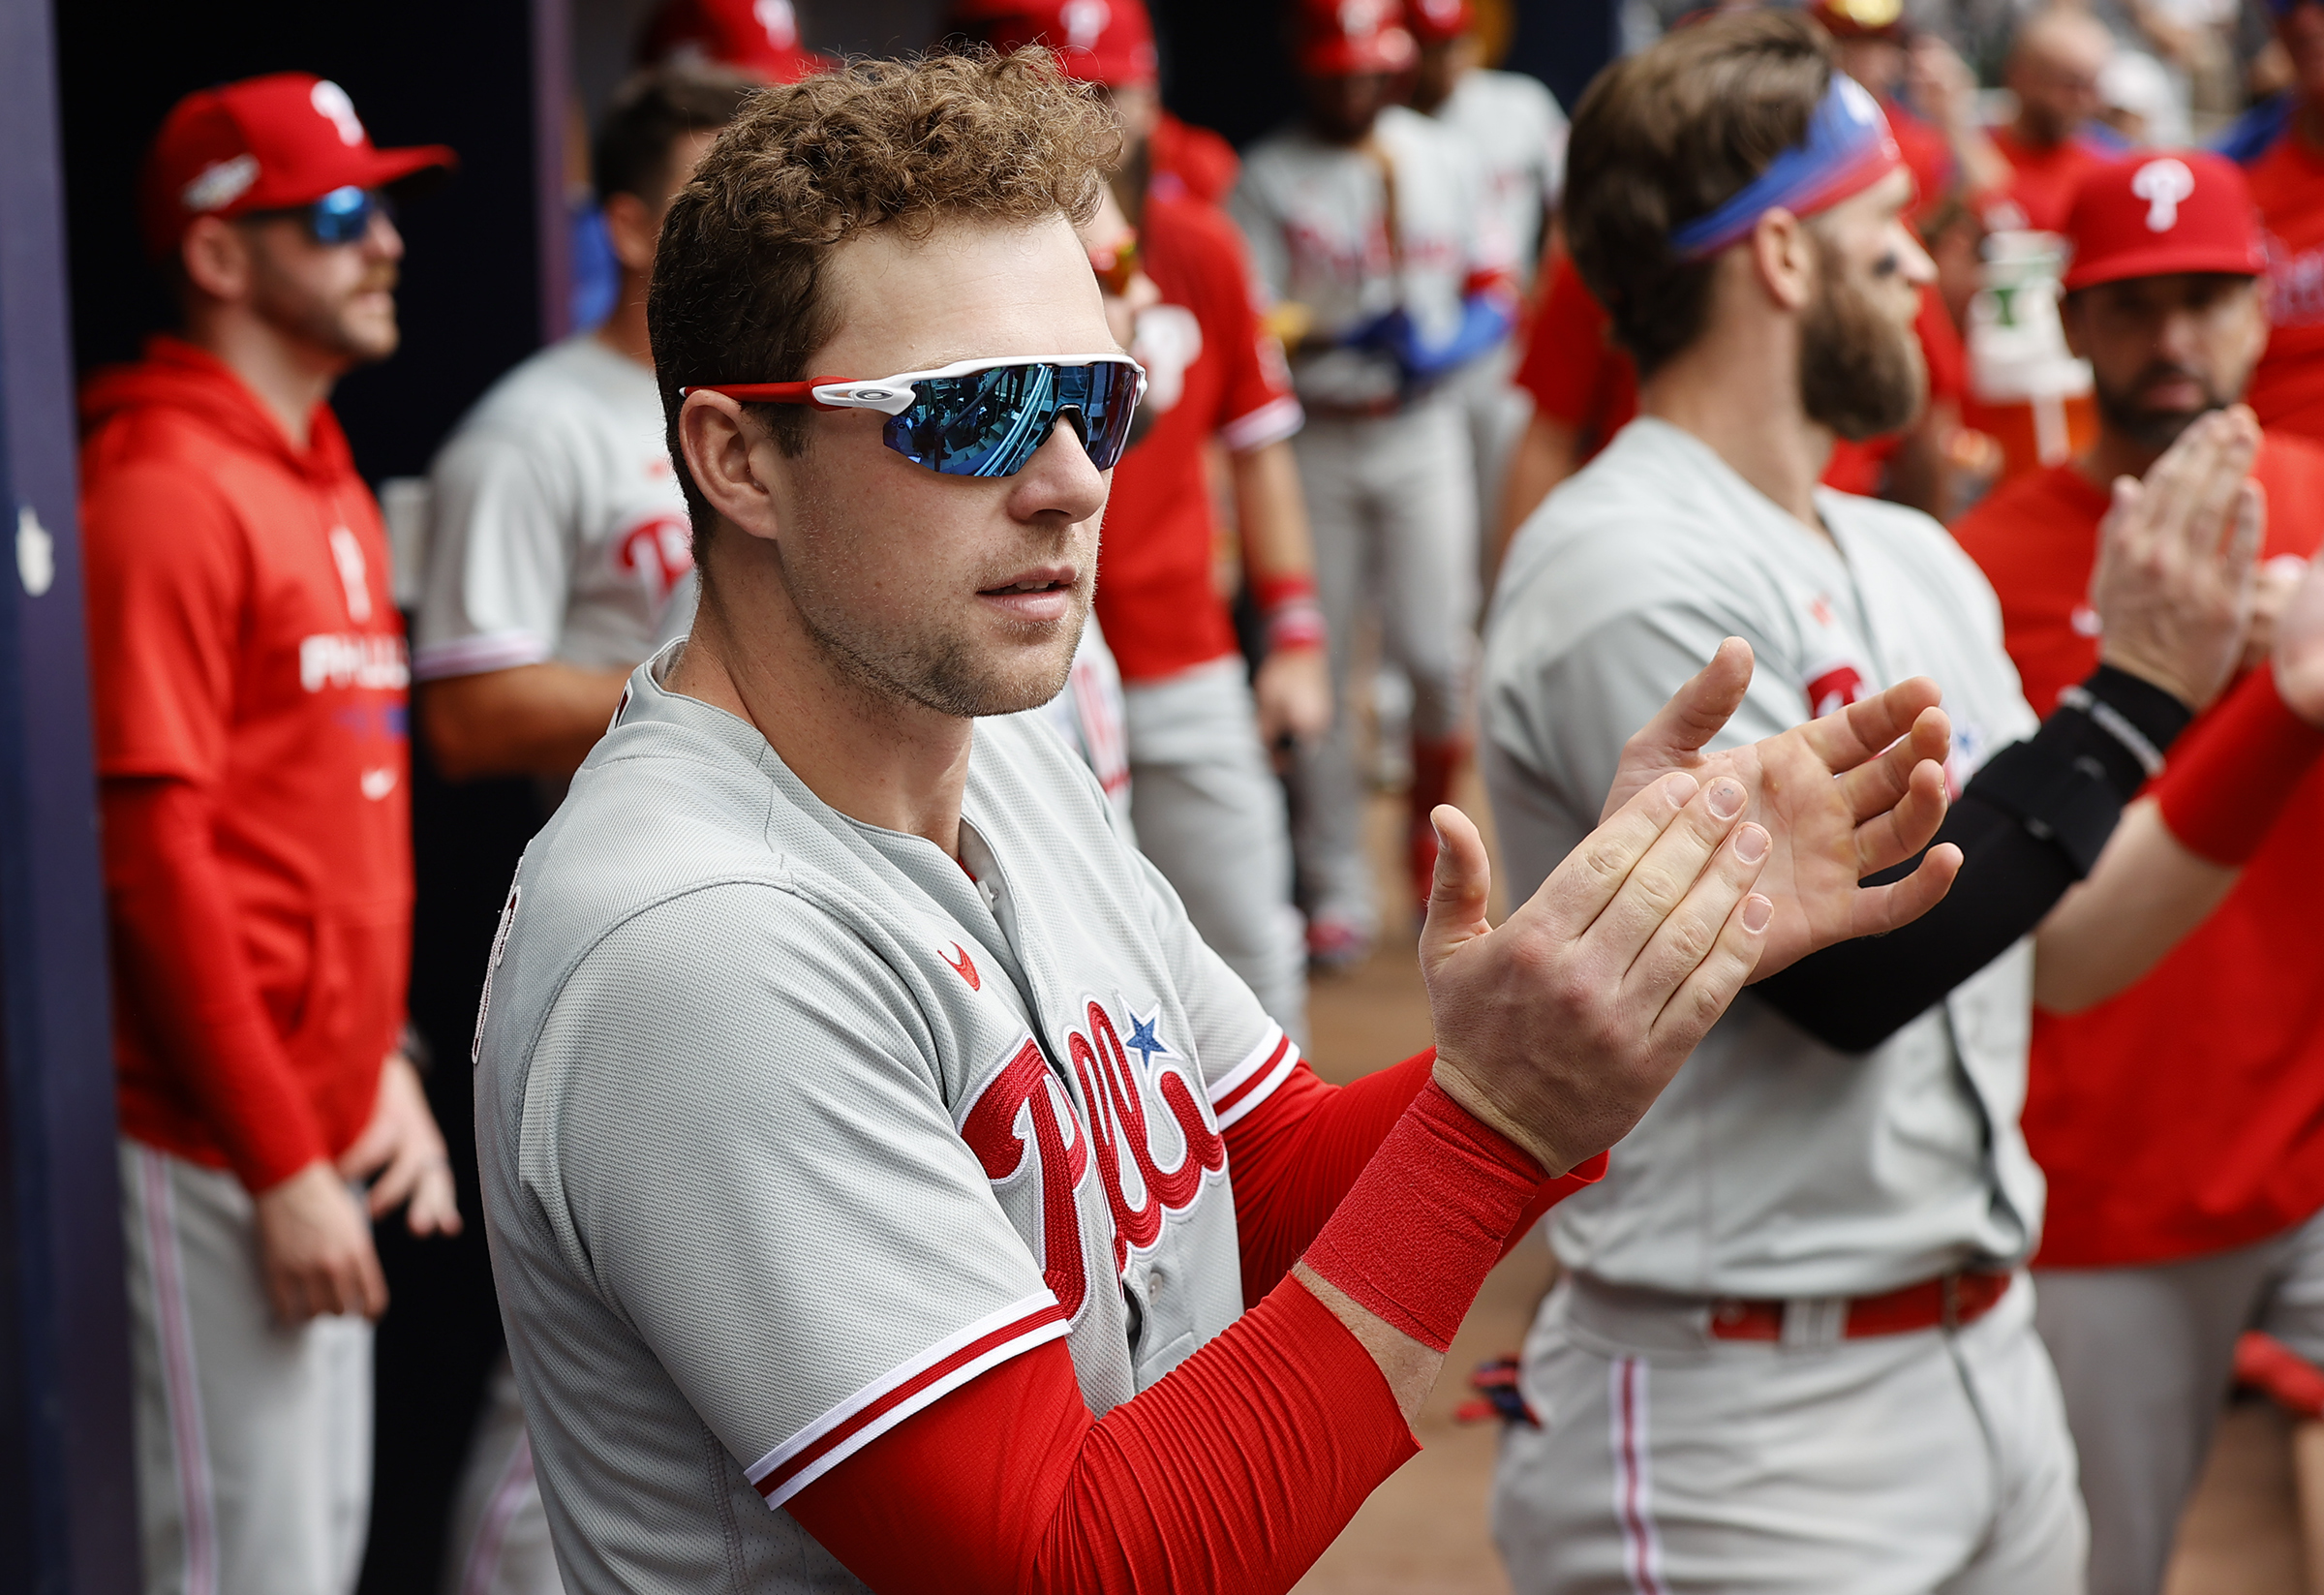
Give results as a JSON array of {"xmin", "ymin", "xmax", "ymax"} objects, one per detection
[
  {"xmin": 1482, "ymin": 13, "xmax": 2324, "ymax": 1592},
  {"xmin": 472, "ymin": 49, "xmax": 1973, "ymax": 1594},
  {"xmin": 80, "ymin": 74, "xmax": 461, "ymax": 1595}
]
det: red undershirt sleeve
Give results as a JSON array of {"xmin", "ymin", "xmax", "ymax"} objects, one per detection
[
  {"xmin": 789, "ymin": 1277, "xmax": 1412, "ymax": 1595},
  {"xmin": 103, "ymin": 777, "xmax": 330, "ymax": 1190},
  {"xmin": 1222, "ymin": 1049, "xmax": 1606, "ymax": 1304},
  {"xmin": 787, "ymin": 1056, "xmax": 1607, "ymax": 1595}
]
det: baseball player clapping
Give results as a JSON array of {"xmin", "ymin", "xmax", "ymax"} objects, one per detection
[{"xmin": 470, "ymin": 50, "xmax": 1964, "ymax": 1595}]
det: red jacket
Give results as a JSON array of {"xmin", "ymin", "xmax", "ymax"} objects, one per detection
[{"xmin": 81, "ymin": 336, "xmax": 411, "ymax": 1190}]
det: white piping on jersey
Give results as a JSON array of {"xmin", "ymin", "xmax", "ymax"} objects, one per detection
[
  {"xmin": 1208, "ymin": 1023, "xmax": 1300, "ymax": 1131},
  {"xmin": 1218, "ymin": 393, "xmax": 1306, "ymax": 455},
  {"xmin": 412, "ymin": 628, "xmax": 551, "ymax": 684},
  {"xmin": 1611, "ymin": 1357, "xmax": 1669, "ymax": 1595},
  {"xmin": 745, "ymin": 1290, "xmax": 1069, "ymax": 1511}
]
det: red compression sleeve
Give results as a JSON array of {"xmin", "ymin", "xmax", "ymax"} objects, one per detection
[
  {"xmin": 789, "ymin": 1276, "xmax": 1416, "ymax": 1595},
  {"xmin": 1299, "ymin": 1081, "xmax": 1546, "ymax": 1352},
  {"xmin": 1224, "ymin": 1050, "xmax": 1605, "ymax": 1306},
  {"xmin": 103, "ymin": 778, "xmax": 328, "ymax": 1188},
  {"xmin": 2156, "ymin": 662, "xmax": 2324, "ymax": 865}
]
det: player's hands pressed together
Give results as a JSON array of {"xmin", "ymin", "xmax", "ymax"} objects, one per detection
[
  {"xmin": 1597, "ymin": 638, "xmax": 1960, "ymax": 977},
  {"xmin": 340, "ymin": 1051, "xmax": 463, "ymax": 1238},
  {"xmin": 1417, "ymin": 774, "xmax": 1774, "ymax": 1176},
  {"xmin": 2090, "ymin": 405, "xmax": 2265, "ymax": 710}
]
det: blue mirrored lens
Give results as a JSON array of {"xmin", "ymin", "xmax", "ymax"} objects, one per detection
[
  {"xmin": 883, "ymin": 361, "xmax": 1145, "ymax": 477},
  {"xmin": 309, "ymin": 186, "xmax": 379, "ymax": 245}
]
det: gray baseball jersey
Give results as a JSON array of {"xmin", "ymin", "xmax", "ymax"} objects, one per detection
[
  {"xmin": 1429, "ymin": 69, "xmax": 1567, "ymax": 291},
  {"xmin": 472, "ymin": 648, "xmax": 1303, "ymax": 1593},
  {"xmin": 1481, "ymin": 417, "xmax": 2045, "ymax": 1300},
  {"xmin": 1230, "ymin": 105, "xmax": 1508, "ymax": 412},
  {"xmin": 414, "ymin": 334, "xmax": 697, "ymax": 682}
]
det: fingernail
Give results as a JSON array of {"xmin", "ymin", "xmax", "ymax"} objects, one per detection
[
  {"xmin": 1735, "ymin": 823, "xmax": 1769, "ymax": 863},
  {"xmin": 1664, "ymin": 773, "xmax": 1699, "ymax": 807},
  {"xmin": 1707, "ymin": 780, "xmax": 1745, "ymax": 819},
  {"xmin": 1742, "ymin": 895, "xmax": 1773, "ymax": 934}
]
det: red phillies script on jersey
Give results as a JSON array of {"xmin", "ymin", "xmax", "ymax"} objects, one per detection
[
  {"xmin": 614, "ymin": 511, "xmax": 694, "ymax": 602},
  {"xmin": 961, "ymin": 1002, "xmax": 1226, "ymax": 1320}
]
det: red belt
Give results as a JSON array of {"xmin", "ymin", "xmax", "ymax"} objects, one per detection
[{"xmin": 1707, "ymin": 1269, "xmax": 2013, "ymax": 1342}]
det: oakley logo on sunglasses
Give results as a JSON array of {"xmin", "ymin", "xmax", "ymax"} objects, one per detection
[{"xmin": 683, "ymin": 353, "xmax": 1149, "ymax": 478}]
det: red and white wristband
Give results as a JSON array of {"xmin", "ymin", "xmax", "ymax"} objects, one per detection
[{"xmin": 1251, "ymin": 573, "xmax": 1327, "ymax": 656}]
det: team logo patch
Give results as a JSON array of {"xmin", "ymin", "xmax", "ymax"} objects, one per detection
[
  {"xmin": 1803, "ymin": 661, "xmax": 1866, "ymax": 719},
  {"xmin": 960, "ymin": 1000, "xmax": 1223, "ymax": 1321}
]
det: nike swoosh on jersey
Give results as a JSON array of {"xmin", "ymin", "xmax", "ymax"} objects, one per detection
[{"xmin": 940, "ymin": 941, "xmax": 981, "ymax": 991}]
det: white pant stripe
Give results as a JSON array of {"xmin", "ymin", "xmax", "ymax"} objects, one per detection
[
  {"xmin": 140, "ymin": 1148, "xmax": 219, "ymax": 1595},
  {"xmin": 1609, "ymin": 1356, "xmax": 1667, "ymax": 1595}
]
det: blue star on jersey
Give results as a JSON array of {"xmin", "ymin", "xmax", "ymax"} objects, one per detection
[{"xmin": 1123, "ymin": 1006, "xmax": 1176, "ymax": 1073}]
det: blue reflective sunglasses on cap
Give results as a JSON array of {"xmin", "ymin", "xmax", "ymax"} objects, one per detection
[
  {"xmin": 684, "ymin": 353, "xmax": 1149, "ymax": 477},
  {"xmin": 252, "ymin": 185, "xmax": 388, "ymax": 246}
]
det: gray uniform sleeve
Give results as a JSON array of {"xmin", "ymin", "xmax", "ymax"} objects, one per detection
[
  {"xmin": 413, "ymin": 422, "xmax": 581, "ymax": 681},
  {"xmin": 1226, "ymin": 171, "xmax": 1292, "ymax": 309},
  {"xmin": 526, "ymin": 884, "xmax": 1063, "ymax": 1508},
  {"xmin": 1485, "ymin": 605, "xmax": 1806, "ymax": 904}
]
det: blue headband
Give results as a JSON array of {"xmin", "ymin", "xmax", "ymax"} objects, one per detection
[{"xmin": 1668, "ymin": 75, "xmax": 1904, "ymax": 261}]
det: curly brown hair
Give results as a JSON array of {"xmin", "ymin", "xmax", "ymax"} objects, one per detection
[
  {"xmin": 648, "ymin": 48, "xmax": 1120, "ymax": 554},
  {"xmin": 1563, "ymin": 9, "xmax": 1834, "ymax": 378}
]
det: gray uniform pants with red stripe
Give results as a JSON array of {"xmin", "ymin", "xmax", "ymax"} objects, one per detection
[
  {"xmin": 1490, "ymin": 1270, "xmax": 2085, "ymax": 1594},
  {"xmin": 2035, "ymin": 1204, "xmax": 2324, "ymax": 1595},
  {"xmin": 121, "ymin": 1141, "xmax": 373, "ymax": 1595}
]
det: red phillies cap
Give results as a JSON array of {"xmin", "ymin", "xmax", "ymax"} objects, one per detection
[
  {"xmin": 945, "ymin": 0, "xmax": 1160, "ymax": 86},
  {"xmin": 138, "ymin": 74, "xmax": 455, "ymax": 259},
  {"xmin": 2062, "ymin": 151, "xmax": 2268, "ymax": 291},
  {"xmin": 1296, "ymin": 0, "xmax": 1418, "ymax": 75},
  {"xmin": 1404, "ymin": 0, "xmax": 1475, "ymax": 46},
  {"xmin": 637, "ymin": 0, "xmax": 832, "ymax": 83}
]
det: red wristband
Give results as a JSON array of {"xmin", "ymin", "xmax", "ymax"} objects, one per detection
[
  {"xmin": 1300, "ymin": 1080, "xmax": 1545, "ymax": 1353},
  {"xmin": 1252, "ymin": 572, "xmax": 1326, "ymax": 655},
  {"xmin": 2156, "ymin": 662, "xmax": 2324, "ymax": 866}
]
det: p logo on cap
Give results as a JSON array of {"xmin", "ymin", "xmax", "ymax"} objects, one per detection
[
  {"xmin": 2131, "ymin": 158, "xmax": 2196, "ymax": 232},
  {"xmin": 310, "ymin": 80, "xmax": 366, "ymax": 147}
]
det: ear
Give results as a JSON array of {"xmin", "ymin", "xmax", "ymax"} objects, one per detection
[
  {"xmin": 179, "ymin": 215, "xmax": 254, "ymax": 305},
  {"xmin": 2059, "ymin": 291, "xmax": 2090, "ymax": 362},
  {"xmin": 678, "ymin": 391, "xmax": 787, "ymax": 546},
  {"xmin": 601, "ymin": 190, "xmax": 659, "ymax": 277},
  {"xmin": 1747, "ymin": 207, "xmax": 1816, "ymax": 314}
]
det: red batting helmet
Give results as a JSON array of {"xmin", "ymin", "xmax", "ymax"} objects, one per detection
[
  {"xmin": 1296, "ymin": 0, "xmax": 1419, "ymax": 75},
  {"xmin": 2061, "ymin": 151, "xmax": 2268, "ymax": 291},
  {"xmin": 945, "ymin": 0, "xmax": 1161, "ymax": 86},
  {"xmin": 138, "ymin": 74, "xmax": 454, "ymax": 260},
  {"xmin": 636, "ymin": 0, "xmax": 832, "ymax": 83},
  {"xmin": 1404, "ymin": 0, "xmax": 1475, "ymax": 46}
]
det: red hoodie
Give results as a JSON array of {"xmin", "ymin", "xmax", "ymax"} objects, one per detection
[{"xmin": 81, "ymin": 335, "xmax": 411, "ymax": 1191}]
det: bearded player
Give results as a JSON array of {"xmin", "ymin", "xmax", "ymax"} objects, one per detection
[
  {"xmin": 471, "ymin": 50, "xmax": 1968, "ymax": 1594},
  {"xmin": 1953, "ymin": 151, "xmax": 2324, "ymax": 1595},
  {"xmin": 1483, "ymin": 13, "xmax": 2324, "ymax": 1590}
]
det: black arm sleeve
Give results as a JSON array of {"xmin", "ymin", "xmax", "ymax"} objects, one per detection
[{"xmin": 1752, "ymin": 667, "xmax": 2192, "ymax": 1053}]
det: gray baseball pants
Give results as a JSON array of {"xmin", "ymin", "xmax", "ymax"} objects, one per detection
[
  {"xmin": 441, "ymin": 1352, "xmax": 566, "ymax": 1595},
  {"xmin": 1491, "ymin": 1271, "xmax": 2086, "ymax": 1594},
  {"xmin": 1449, "ymin": 342, "xmax": 1532, "ymax": 589},
  {"xmin": 1287, "ymin": 399, "xmax": 1478, "ymax": 934},
  {"xmin": 120, "ymin": 1140, "xmax": 373, "ymax": 1595},
  {"xmin": 2035, "ymin": 1204, "xmax": 2324, "ymax": 1595},
  {"xmin": 1123, "ymin": 658, "xmax": 1308, "ymax": 1044}
]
